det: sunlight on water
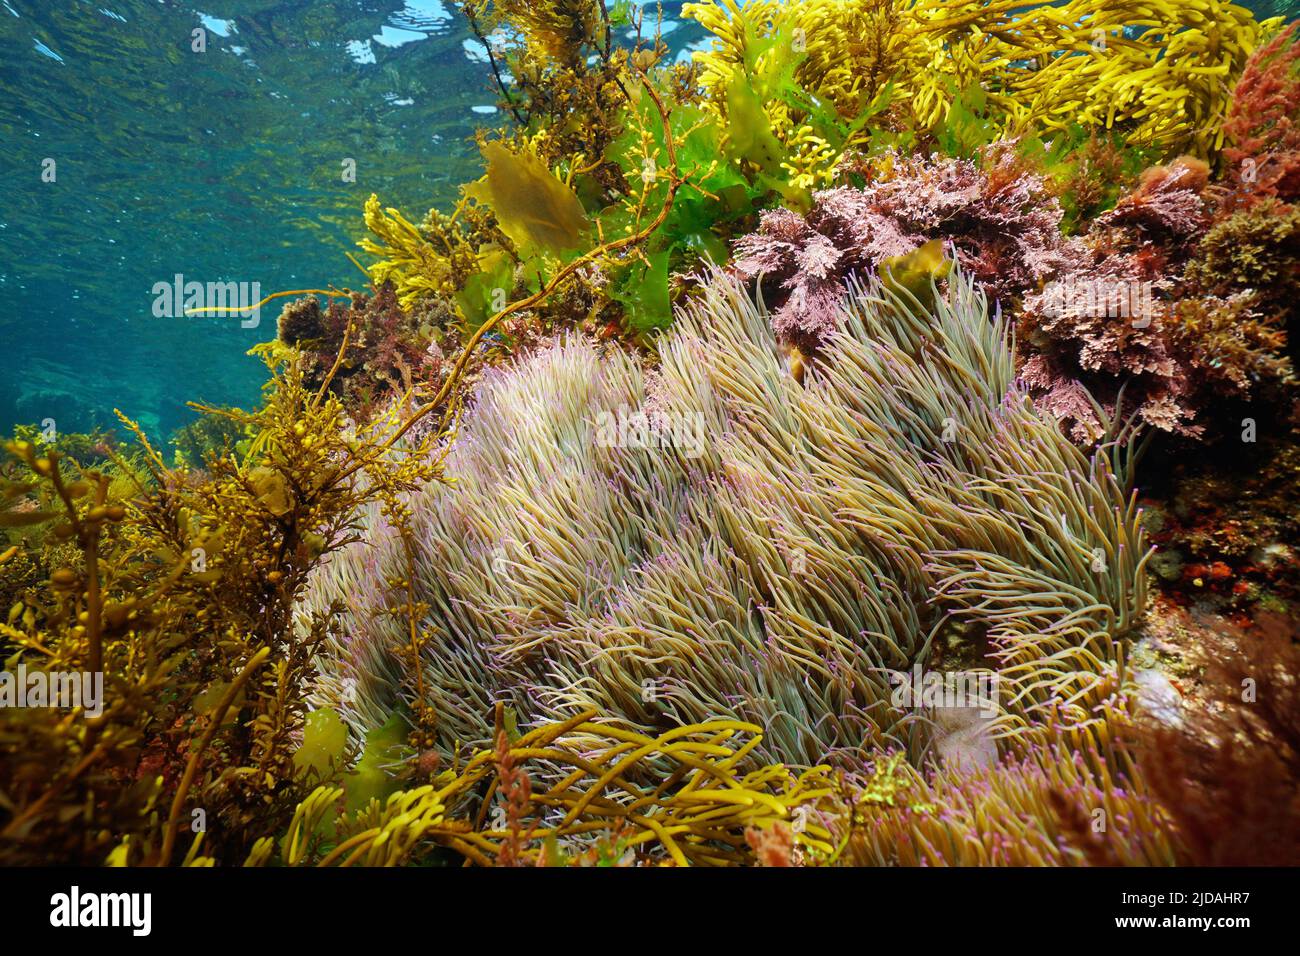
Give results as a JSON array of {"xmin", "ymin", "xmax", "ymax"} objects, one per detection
[
  {"xmin": 0, "ymin": 0, "xmax": 702, "ymax": 439},
  {"xmin": 0, "ymin": 1, "xmax": 1287, "ymax": 439}
]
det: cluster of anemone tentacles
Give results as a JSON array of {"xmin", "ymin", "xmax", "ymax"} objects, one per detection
[
  {"xmin": 300, "ymin": 268, "xmax": 1149, "ymax": 780},
  {"xmin": 829, "ymin": 723, "xmax": 1179, "ymax": 866}
]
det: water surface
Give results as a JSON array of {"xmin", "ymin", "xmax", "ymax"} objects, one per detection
[{"xmin": 0, "ymin": 0, "xmax": 1288, "ymax": 439}]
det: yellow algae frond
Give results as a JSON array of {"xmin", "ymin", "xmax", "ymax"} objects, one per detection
[
  {"xmin": 464, "ymin": 141, "xmax": 591, "ymax": 256},
  {"xmin": 683, "ymin": 0, "xmax": 1281, "ymax": 181},
  {"xmin": 265, "ymin": 715, "xmax": 835, "ymax": 867}
]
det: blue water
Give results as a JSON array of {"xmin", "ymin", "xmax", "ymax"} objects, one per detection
[
  {"xmin": 0, "ymin": 0, "xmax": 703, "ymax": 440},
  {"xmin": 0, "ymin": 1, "xmax": 1291, "ymax": 441}
]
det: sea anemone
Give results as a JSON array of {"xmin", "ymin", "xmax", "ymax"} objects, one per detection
[
  {"xmin": 830, "ymin": 725, "xmax": 1180, "ymax": 866},
  {"xmin": 301, "ymin": 266, "xmax": 1148, "ymax": 780}
]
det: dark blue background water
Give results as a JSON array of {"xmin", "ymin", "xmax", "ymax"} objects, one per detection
[
  {"xmin": 0, "ymin": 0, "xmax": 703, "ymax": 440},
  {"xmin": 0, "ymin": 1, "xmax": 1292, "ymax": 441}
]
